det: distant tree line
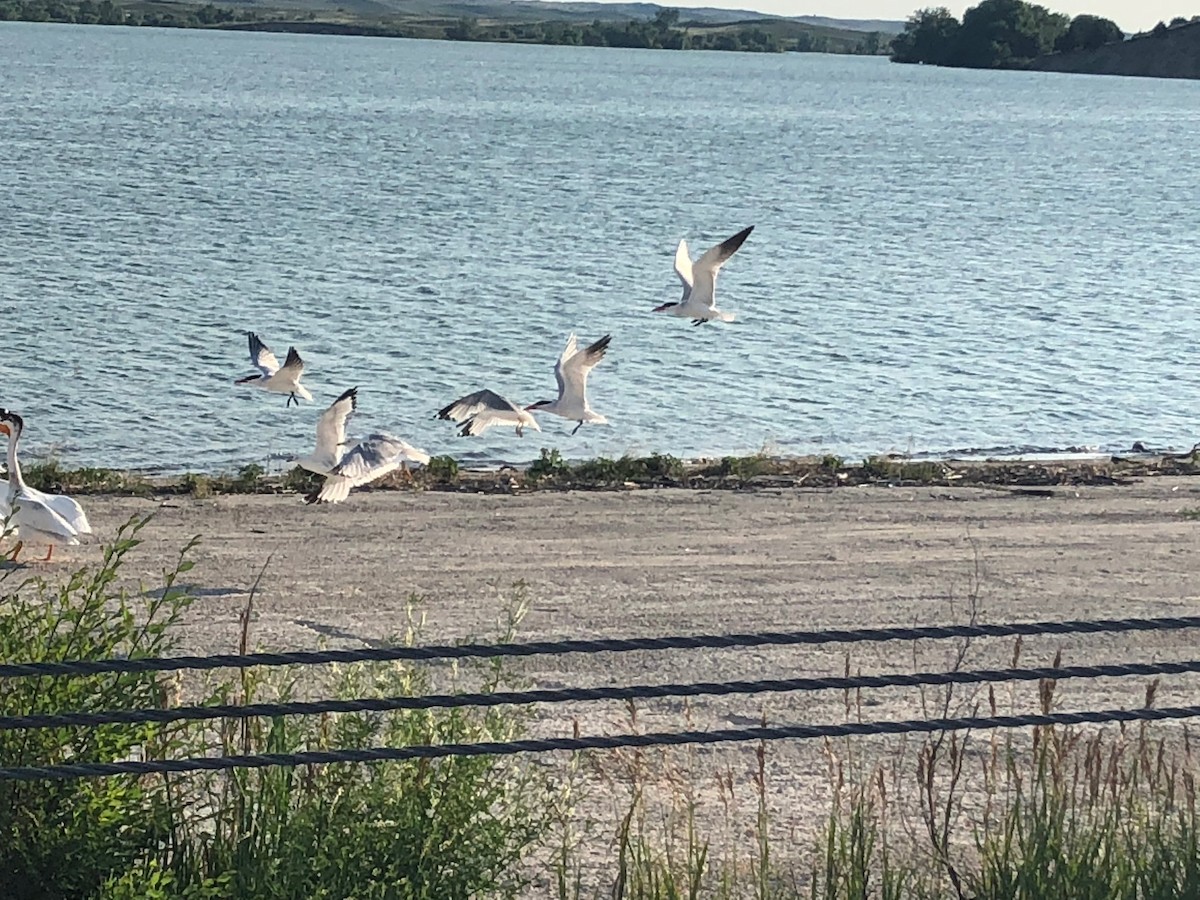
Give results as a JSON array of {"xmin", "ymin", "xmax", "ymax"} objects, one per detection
[
  {"xmin": 0, "ymin": 0, "xmax": 254, "ymax": 26},
  {"xmin": 445, "ymin": 8, "xmax": 886, "ymax": 54},
  {"xmin": 889, "ymin": 0, "xmax": 1127, "ymax": 68},
  {"xmin": 0, "ymin": 0, "xmax": 887, "ymax": 55},
  {"xmin": 1149, "ymin": 15, "xmax": 1200, "ymax": 36}
]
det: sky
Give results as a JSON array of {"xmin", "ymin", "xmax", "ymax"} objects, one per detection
[{"xmin": 670, "ymin": 1, "xmax": 1195, "ymax": 33}]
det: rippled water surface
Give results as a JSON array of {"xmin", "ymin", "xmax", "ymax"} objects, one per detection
[{"xmin": 2, "ymin": 22, "xmax": 1199, "ymax": 472}]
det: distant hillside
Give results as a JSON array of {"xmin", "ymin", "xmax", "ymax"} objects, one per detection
[
  {"xmin": 0, "ymin": 0, "xmax": 896, "ymax": 53},
  {"xmin": 1030, "ymin": 19, "xmax": 1200, "ymax": 79},
  {"xmin": 217, "ymin": 0, "xmax": 903, "ymax": 32}
]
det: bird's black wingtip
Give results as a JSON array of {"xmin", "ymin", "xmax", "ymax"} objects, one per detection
[{"xmin": 720, "ymin": 225, "xmax": 754, "ymax": 257}]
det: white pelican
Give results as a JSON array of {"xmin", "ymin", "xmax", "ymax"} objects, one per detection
[
  {"xmin": 296, "ymin": 388, "xmax": 431, "ymax": 505},
  {"xmin": 437, "ymin": 389, "xmax": 541, "ymax": 437},
  {"xmin": 235, "ymin": 332, "xmax": 313, "ymax": 407},
  {"xmin": 0, "ymin": 411, "xmax": 91, "ymax": 562},
  {"xmin": 653, "ymin": 225, "xmax": 754, "ymax": 326},
  {"xmin": 527, "ymin": 333, "xmax": 612, "ymax": 435}
]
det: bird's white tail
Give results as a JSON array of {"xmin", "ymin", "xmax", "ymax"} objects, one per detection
[{"xmin": 717, "ymin": 310, "xmax": 736, "ymax": 323}]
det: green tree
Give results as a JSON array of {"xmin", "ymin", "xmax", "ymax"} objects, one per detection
[
  {"xmin": 890, "ymin": 6, "xmax": 960, "ymax": 64},
  {"xmin": 950, "ymin": 0, "xmax": 1068, "ymax": 67},
  {"xmin": 1054, "ymin": 13, "xmax": 1122, "ymax": 51},
  {"xmin": 96, "ymin": 0, "xmax": 123, "ymax": 24},
  {"xmin": 444, "ymin": 15, "xmax": 478, "ymax": 40},
  {"xmin": 653, "ymin": 7, "xmax": 679, "ymax": 29}
]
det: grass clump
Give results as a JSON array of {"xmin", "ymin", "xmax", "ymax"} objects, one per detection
[
  {"xmin": 527, "ymin": 452, "xmax": 687, "ymax": 488},
  {"xmin": 425, "ymin": 454, "xmax": 460, "ymax": 484},
  {"xmin": 807, "ymin": 660, "xmax": 1200, "ymax": 900},
  {"xmin": 0, "ymin": 518, "xmax": 195, "ymax": 899},
  {"xmin": 180, "ymin": 472, "xmax": 212, "ymax": 498},
  {"xmin": 854, "ymin": 457, "xmax": 946, "ymax": 485},
  {"xmin": 163, "ymin": 605, "xmax": 548, "ymax": 899},
  {"xmin": 691, "ymin": 453, "xmax": 775, "ymax": 483},
  {"xmin": 528, "ymin": 448, "xmax": 571, "ymax": 482},
  {"xmin": 280, "ymin": 464, "xmax": 322, "ymax": 497},
  {"xmin": 176, "ymin": 464, "xmax": 273, "ymax": 497},
  {"xmin": 21, "ymin": 459, "xmax": 151, "ymax": 496},
  {"xmin": 232, "ymin": 462, "xmax": 266, "ymax": 490},
  {"xmin": 0, "ymin": 522, "xmax": 553, "ymax": 899}
]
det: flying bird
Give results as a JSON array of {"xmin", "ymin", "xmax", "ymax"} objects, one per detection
[
  {"xmin": 295, "ymin": 388, "xmax": 431, "ymax": 505},
  {"xmin": 0, "ymin": 410, "xmax": 92, "ymax": 562},
  {"xmin": 235, "ymin": 332, "xmax": 313, "ymax": 406},
  {"xmin": 437, "ymin": 389, "xmax": 541, "ymax": 438},
  {"xmin": 527, "ymin": 333, "xmax": 612, "ymax": 435},
  {"xmin": 654, "ymin": 225, "xmax": 754, "ymax": 326}
]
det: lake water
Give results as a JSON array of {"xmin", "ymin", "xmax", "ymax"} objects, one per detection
[{"xmin": 2, "ymin": 22, "xmax": 1199, "ymax": 474}]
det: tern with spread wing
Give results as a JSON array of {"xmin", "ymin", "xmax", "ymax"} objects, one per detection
[
  {"xmin": 437, "ymin": 389, "xmax": 541, "ymax": 437},
  {"xmin": 235, "ymin": 332, "xmax": 313, "ymax": 406},
  {"xmin": 526, "ymin": 333, "xmax": 612, "ymax": 435},
  {"xmin": 296, "ymin": 388, "xmax": 431, "ymax": 505},
  {"xmin": 0, "ymin": 410, "xmax": 91, "ymax": 561},
  {"xmin": 654, "ymin": 225, "xmax": 754, "ymax": 326}
]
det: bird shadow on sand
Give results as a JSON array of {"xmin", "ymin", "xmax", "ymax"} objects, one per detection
[
  {"xmin": 140, "ymin": 585, "xmax": 244, "ymax": 600},
  {"xmin": 294, "ymin": 618, "xmax": 392, "ymax": 649}
]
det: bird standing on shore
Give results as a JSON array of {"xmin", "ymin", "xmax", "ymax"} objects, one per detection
[
  {"xmin": 437, "ymin": 389, "xmax": 542, "ymax": 437},
  {"xmin": 0, "ymin": 410, "xmax": 91, "ymax": 562},
  {"xmin": 235, "ymin": 332, "xmax": 313, "ymax": 407},
  {"xmin": 654, "ymin": 225, "xmax": 754, "ymax": 326},
  {"xmin": 526, "ymin": 333, "xmax": 612, "ymax": 435},
  {"xmin": 296, "ymin": 388, "xmax": 431, "ymax": 505}
]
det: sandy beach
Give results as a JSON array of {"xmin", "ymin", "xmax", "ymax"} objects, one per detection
[
  {"xmin": 18, "ymin": 476, "xmax": 1200, "ymax": 881},
  {"xmin": 68, "ymin": 476, "xmax": 1200, "ymax": 652}
]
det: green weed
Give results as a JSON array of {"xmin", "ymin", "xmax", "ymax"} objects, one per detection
[
  {"xmin": 528, "ymin": 448, "xmax": 571, "ymax": 482},
  {"xmin": 0, "ymin": 526, "xmax": 554, "ymax": 899},
  {"xmin": 180, "ymin": 473, "xmax": 211, "ymax": 498},
  {"xmin": 21, "ymin": 459, "xmax": 149, "ymax": 495},
  {"xmin": 425, "ymin": 454, "xmax": 460, "ymax": 484},
  {"xmin": 0, "ymin": 517, "xmax": 196, "ymax": 899},
  {"xmin": 280, "ymin": 465, "xmax": 322, "ymax": 496}
]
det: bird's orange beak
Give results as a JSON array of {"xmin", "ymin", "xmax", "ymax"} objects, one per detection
[{"xmin": 0, "ymin": 424, "xmax": 10, "ymax": 437}]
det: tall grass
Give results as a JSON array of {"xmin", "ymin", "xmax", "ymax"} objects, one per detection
[
  {"xmin": 0, "ymin": 518, "xmax": 192, "ymax": 899},
  {"xmin": 0, "ymin": 517, "xmax": 553, "ymax": 899}
]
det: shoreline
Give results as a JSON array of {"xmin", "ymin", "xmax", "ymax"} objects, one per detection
[{"xmin": 12, "ymin": 446, "xmax": 1200, "ymax": 499}]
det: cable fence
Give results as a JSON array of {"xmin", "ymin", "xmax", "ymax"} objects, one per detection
[{"xmin": 3, "ymin": 613, "xmax": 1199, "ymax": 782}]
